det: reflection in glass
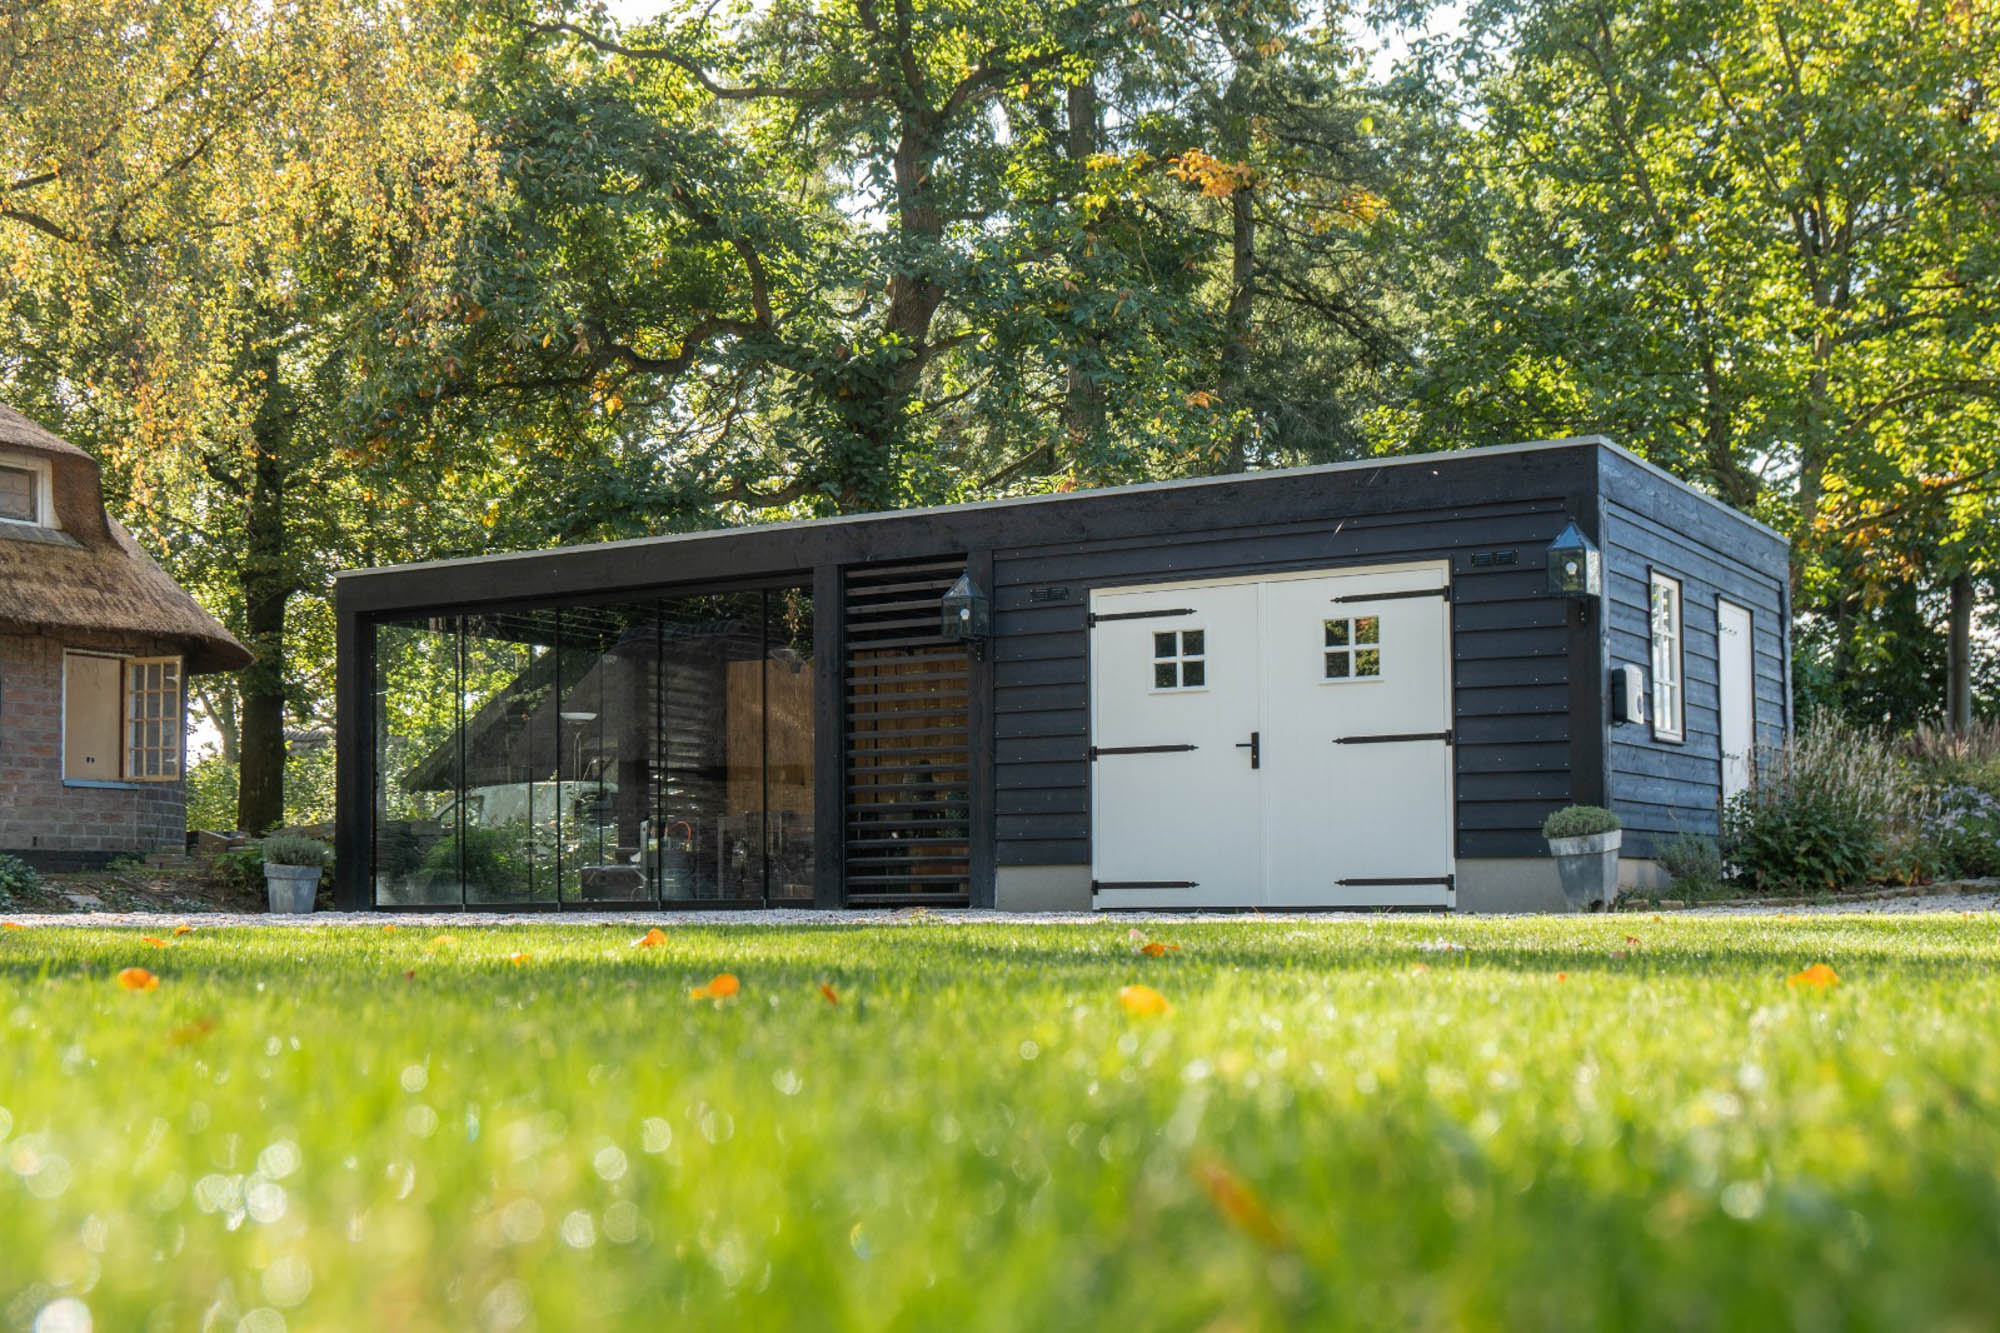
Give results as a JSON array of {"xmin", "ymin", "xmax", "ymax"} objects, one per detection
[{"xmin": 371, "ymin": 587, "xmax": 814, "ymax": 908}]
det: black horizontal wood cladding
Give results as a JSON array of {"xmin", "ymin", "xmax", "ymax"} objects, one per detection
[
  {"xmin": 1598, "ymin": 471, "xmax": 1791, "ymax": 857},
  {"xmin": 988, "ymin": 481, "xmax": 1592, "ymax": 867}
]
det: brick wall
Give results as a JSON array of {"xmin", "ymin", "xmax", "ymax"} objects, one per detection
[{"xmin": 0, "ymin": 630, "xmax": 188, "ymax": 867}]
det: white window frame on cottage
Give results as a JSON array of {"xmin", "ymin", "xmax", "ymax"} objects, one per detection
[
  {"xmin": 1649, "ymin": 571, "xmax": 1685, "ymax": 743},
  {"xmin": 62, "ymin": 651, "xmax": 184, "ymax": 784},
  {"xmin": 0, "ymin": 452, "xmax": 56, "ymax": 529}
]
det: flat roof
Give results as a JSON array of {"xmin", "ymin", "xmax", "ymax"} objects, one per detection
[{"xmin": 337, "ymin": 434, "xmax": 1785, "ymax": 586}]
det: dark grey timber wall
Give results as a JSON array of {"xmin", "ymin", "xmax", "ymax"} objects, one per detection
[
  {"xmin": 987, "ymin": 459, "xmax": 1600, "ymax": 866},
  {"xmin": 1598, "ymin": 451, "xmax": 1790, "ymax": 857}
]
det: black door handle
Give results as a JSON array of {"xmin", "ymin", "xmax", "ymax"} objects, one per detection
[{"xmin": 1235, "ymin": 731, "xmax": 1260, "ymax": 769}]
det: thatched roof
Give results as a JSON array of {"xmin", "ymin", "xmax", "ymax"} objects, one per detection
[{"xmin": 0, "ymin": 403, "xmax": 252, "ymax": 674}]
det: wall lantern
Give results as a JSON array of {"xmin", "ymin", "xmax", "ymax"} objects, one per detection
[
  {"xmin": 1546, "ymin": 520, "xmax": 1602, "ymax": 599},
  {"xmin": 940, "ymin": 570, "xmax": 992, "ymax": 647}
]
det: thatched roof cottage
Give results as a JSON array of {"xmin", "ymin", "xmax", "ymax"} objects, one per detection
[{"xmin": 0, "ymin": 404, "xmax": 251, "ymax": 868}]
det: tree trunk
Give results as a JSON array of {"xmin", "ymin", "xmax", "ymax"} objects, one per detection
[
  {"xmin": 1947, "ymin": 570, "xmax": 1974, "ymax": 734},
  {"xmin": 1062, "ymin": 77, "xmax": 1104, "ymax": 467},
  {"xmin": 1216, "ymin": 60, "xmax": 1258, "ymax": 475},
  {"xmin": 235, "ymin": 360, "xmax": 295, "ymax": 834}
]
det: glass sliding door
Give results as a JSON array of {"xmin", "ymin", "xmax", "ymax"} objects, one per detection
[
  {"xmin": 369, "ymin": 582, "xmax": 816, "ymax": 909},
  {"xmin": 373, "ymin": 617, "xmax": 464, "ymax": 906},
  {"xmin": 458, "ymin": 611, "xmax": 560, "ymax": 905}
]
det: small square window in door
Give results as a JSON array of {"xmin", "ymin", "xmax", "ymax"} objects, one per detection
[
  {"xmin": 1151, "ymin": 628, "xmax": 1207, "ymax": 690},
  {"xmin": 1323, "ymin": 618, "xmax": 1382, "ymax": 680}
]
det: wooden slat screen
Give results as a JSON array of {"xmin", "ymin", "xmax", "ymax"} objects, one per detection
[{"xmin": 844, "ymin": 557, "xmax": 972, "ymax": 906}]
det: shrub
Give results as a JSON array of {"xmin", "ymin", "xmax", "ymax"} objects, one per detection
[
  {"xmin": 1724, "ymin": 714, "xmax": 1934, "ymax": 893},
  {"xmin": 1657, "ymin": 832, "xmax": 1726, "ymax": 887},
  {"xmin": 1928, "ymin": 784, "xmax": 2000, "ymax": 879},
  {"xmin": 201, "ymin": 843, "xmax": 264, "ymax": 895},
  {"xmin": 1543, "ymin": 805, "xmax": 1620, "ymax": 839},
  {"xmin": 0, "ymin": 853, "xmax": 39, "ymax": 898},
  {"xmin": 260, "ymin": 834, "xmax": 331, "ymax": 869}
]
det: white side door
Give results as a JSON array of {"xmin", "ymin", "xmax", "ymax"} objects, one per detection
[
  {"xmin": 1088, "ymin": 582, "xmax": 1263, "ymax": 908},
  {"xmin": 1717, "ymin": 599, "xmax": 1754, "ymax": 804},
  {"xmin": 1258, "ymin": 567, "xmax": 1455, "ymax": 908}
]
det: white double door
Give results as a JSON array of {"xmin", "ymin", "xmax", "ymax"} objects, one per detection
[{"xmin": 1088, "ymin": 563, "xmax": 1454, "ymax": 909}]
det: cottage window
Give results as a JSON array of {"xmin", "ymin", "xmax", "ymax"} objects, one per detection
[
  {"xmin": 0, "ymin": 461, "xmax": 43, "ymax": 524},
  {"xmin": 63, "ymin": 652, "xmax": 183, "ymax": 782},
  {"xmin": 1649, "ymin": 572, "xmax": 1684, "ymax": 742}
]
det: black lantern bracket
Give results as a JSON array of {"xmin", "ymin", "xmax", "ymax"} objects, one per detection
[
  {"xmin": 1546, "ymin": 519, "xmax": 1602, "ymax": 602},
  {"xmin": 940, "ymin": 570, "xmax": 992, "ymax": 658}
]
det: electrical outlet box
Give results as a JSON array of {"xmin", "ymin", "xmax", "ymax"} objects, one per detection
[{"xmin": 1611, "ymin": 663, "xmax": 1646, "ymax": 725}]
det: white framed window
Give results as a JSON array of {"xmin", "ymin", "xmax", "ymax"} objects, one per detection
[
  {"xmin": 1323, "ymin": 616, "xmax": 1382, "ymax": 681},
  {"xmin": 1649, "ymin": 572, "xmax": 1684, "ymax": 742},
  {"xmin": 1151, "ymin": 628, "xmax": 1206, "ymax": 690},
  {"xmin": 63, "ymin": 651, "xmax": 183, "ymax": 782},
  {"xmin": 0, "ymin": 453, "xmax": 54, "ymax": 528},
  {"xmin": 125, "ymin": 657, "xmax": 184, "ymax": 780}
]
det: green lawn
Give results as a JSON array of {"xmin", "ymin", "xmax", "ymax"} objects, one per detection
[{"xmin": 3, "ymin": 915, "xmax": 1997, "ymax": 1330}]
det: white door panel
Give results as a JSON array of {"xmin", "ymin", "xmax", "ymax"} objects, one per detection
[
  {"xmin": 1259, "ymin": 571, "xmax": 1453, "ymax": 908},
  {"xmin": 1089, "ymin": 563, "xmax": 1454, "ymax": 909},
  {"xmin": 1717, "ymin": 599, "xmax": 1754, "ymax": 804},
  {"xmin": 1088, "ymin": 584, "xmax": 1262, "ymax": 908}
]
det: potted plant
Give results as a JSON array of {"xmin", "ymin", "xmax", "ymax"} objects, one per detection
[
  {"xmin": 1542, "ymin": 805, "xmax": 1623, "ymax": 911},
  {"xmin": 260, "ymin": 834, "xmax": 331, "ymax": 914}
]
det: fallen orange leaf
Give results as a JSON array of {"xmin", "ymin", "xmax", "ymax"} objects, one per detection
[
  {"xmin": 1118, "ymin": 983, "xmax": 1172, "ymax": 1016},
  {"xmin": 1193, "ymin": 1158, "xmax": 1288, "ymax": 1249},
  {"xmin": 173, "ymin": 924, "xmax": 195, "ymax": 936},
  {"xmin": 1410, "ymin": 963, "xmax": 1430, "ymax": 974},
  {"xmin": 170, "ymin": 1018, "xmax": 216, "ymax": 1045},
  {"xmin": 1625, "ymin": 935, "xmax": 1641, "ymax": 945},
  {"xmin": 1140, "ymin": 941, "xmax": 1167, "ymax": 957},
  {"xmin": 431, "ymin": 934, "xmax": 457, "ymax": 946},
  {"xmin": 381, "ymin": 924, "xmax": 398, "ymax": 933},
  {"xmin": 707, "ymin": 972, "xmax": 739, "ymax": 997},
  {"xmin": 819, "ymin": 982, "xmax": 839, "ymax": 1005},
  {"xmin": 1556, "ymin": 971, "xmax": 1568, "ymax": 982},
  {"xmin": 118, "ymin": 967, "xmax": 159, "ymax": 991},
  {"xmin": 506, "ymin": 951, "xmax": 531, "ymax": 966},
  {"xmin": 2, "ymin": 921, "xmax": 22, "ymax": 930},
  {"xmin": 404, "ymin": 969, "xmax": 417, "ymax": 980},
  {"xmin": 142, "ymin": 936, "xmax": 168, "ymax": 948},
  {"xmin": 1787, "ymin": 962, "xmax": 1839, "ymax": 990},
  {"xmin": 634, "ymin": 927, "xmax": 668, "ymax": 948}
]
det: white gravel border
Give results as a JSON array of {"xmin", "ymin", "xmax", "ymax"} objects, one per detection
[{"xmin": 2, "ymin": 893, "xmax": 1995, "ymax": 929}]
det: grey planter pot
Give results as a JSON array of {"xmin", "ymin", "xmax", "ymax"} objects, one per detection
[
  {"xmin": 264, "ymin": 863, "xmax": 322, "ymax": 914},
  {"xmin": 1547, "ymin": 829, "xmax": 1622, "ymax": 912}
]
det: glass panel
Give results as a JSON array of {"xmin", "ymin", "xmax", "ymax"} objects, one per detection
[
  {"xmin": 0, "ymin": 465, "xmax": 34, "ymax": 522},
  {"xmin": 1154, "ymin": 662, "xmax": 1177, "ymax": 689},
  {"xmin": 1355, "ymin": 649, "xmax": 1381, "ymax": 677},
  {"xmin": 1181, "ymin": 660, "xmax": 1205, "ymax": 687},
  {"xmin": 1325, "ymin": 619, "xmax": 1349, "ymax": 647},
  {"xmin": 764, "ymin": 588, "xmax": 816, "ymax": 904},
  {"xmin": 453, "ymin": 611, "xmax": 559, "ymax": 905},
  {"xmin": 374, "ymin": 618, "xmax": 464, "ymax": 906},
  {"xmin": 1180, "ymin": 629, "xmax": 1204, "ymax": 657},
  {"xmin": 1153, "ymin": 632, "xmax": 1175, "ymax": 659},
  {"xmin": 1325, "ymin": 652, "xmax": 1350, "ymax": 679},
  {"xmin": 656, "ymin": 592, "xmax": 766, "ymax": 902},
  {"xmin": 557, "ymin": 602, "xmax": 661, "ymax": 906},
  {"xmin": 1356, "ymin": 617, "xmax": 1379, "ymax": 645}
]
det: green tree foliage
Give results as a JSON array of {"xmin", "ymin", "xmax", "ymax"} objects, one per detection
[
  {"xmin": 0, "ymin": 0, "xmax": 501, "ymax": 830},
  {"xmin": 1380, "ymin": 0, "xmax": 2000, "ymax": 722}
]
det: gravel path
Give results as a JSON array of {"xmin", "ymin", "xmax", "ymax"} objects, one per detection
[{"xmin": 2, "ymin": 893, "xmax": 1996, "ymax": 929}]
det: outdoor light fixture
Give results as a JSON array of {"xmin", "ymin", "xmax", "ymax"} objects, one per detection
[
  {"xmin": 1545, "ymin": 519, "xmax": 1602, "ymax": 599},
  {"xmin": 940, "ymin": 570, "xmax": 992, "ymax": 648}
]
